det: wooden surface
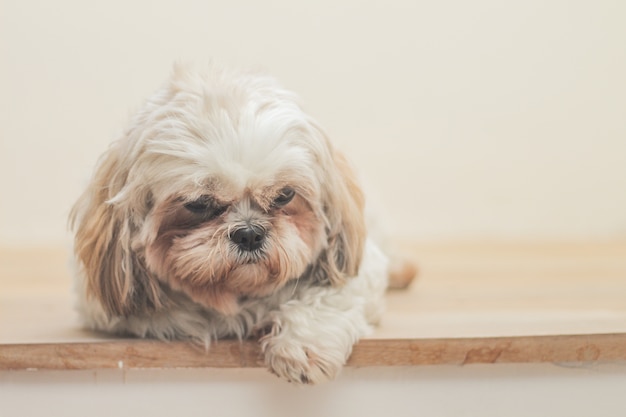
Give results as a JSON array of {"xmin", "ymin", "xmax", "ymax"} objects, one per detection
[{"xmin": 1, "ymin": 242, "xmax": 625, "ymax": 370}]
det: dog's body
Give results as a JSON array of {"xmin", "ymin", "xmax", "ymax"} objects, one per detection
[
  {"xmin": 71, "ymin": 65, "xmax": 404, "ymax": 384},
  {"xmin": 77, "ymin": 239, "xmax": 387, "ymax": 383}
]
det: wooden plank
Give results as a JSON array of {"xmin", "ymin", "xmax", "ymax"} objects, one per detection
[
  {"xmin": 1, "ymin": 243, "xmax": 626, "ymax": 370},
  {"xmin": 2, "ymin": 333, "xmax": 626, "ymax": 371}
]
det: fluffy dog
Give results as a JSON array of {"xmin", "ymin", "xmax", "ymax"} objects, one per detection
[{"xmin": 70, "ymin": 64, "xmax": 412, "ymax": 384}]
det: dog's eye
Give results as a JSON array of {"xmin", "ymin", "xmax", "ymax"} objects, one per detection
[
  {"xmin": 184, "ymin": 198, "xmax": 211, "ymax": 213},
  {"xmin": 184, "ymin": 196, "xmax": 227, "ymax": 218},
  {"xmin": 273, "ymin": 187, "xmax": 296, "ymax": 207}
]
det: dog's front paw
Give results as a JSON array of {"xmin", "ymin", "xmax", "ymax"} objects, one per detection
[{"xmin": 260, "ymin": 332, "xmax": 345, "ymax": 384}]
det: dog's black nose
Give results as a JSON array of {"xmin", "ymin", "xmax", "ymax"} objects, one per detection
[{"xmin": 231, "ymin": 226, "xmax": 265, "ymax": 251}]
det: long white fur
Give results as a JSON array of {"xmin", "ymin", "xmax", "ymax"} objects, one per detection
[{"xmin": 72, "ymin": 64, "xmax": 389, "ymax": 384}]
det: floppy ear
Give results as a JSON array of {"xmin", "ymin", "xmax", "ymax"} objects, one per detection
[
  {"xmin": 317, "ymin": 140, "xmax": 367, "ymax": 286},
  {"xmin": 70, "ymin": 144, "xmax": 166, "ymax": 318}
]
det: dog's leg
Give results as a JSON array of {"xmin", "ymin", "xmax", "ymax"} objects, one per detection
[{"xmin": 259, "ymin": 240, "xmax": 388, "ymax": 384}]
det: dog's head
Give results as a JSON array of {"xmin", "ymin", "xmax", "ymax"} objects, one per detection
[{"xmin": 70, "ymin": 65, "xmax": 366, "ymax": 316}]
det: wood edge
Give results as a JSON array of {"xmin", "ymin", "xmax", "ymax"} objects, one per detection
[
  {"xmin": 2, "ymin": 333, "xmax": 625, "ymax": 371},
  {"xmin": 348, "ymin": 333, "xmax": 626, "ymax": 366}
]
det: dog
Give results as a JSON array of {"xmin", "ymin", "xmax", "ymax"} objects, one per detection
[{"xmin": 70, "ymin": 64, "xmax": 414, "ymax": 384}]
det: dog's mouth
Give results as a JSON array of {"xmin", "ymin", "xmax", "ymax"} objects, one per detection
[
  {"xmin": 235, "ymin": 247, "xmax": 267, "ymax": 265},
  {"xmin": 242, "ymin": 257, "xmax": 261, "ymax": 265}
]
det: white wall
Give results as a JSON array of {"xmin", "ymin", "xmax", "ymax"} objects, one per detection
[
  {"xmin": 2, "ymin": 0, "xmax": 625, "ymax": 246},
  {"xmin": 2, "ymin": 364, "xmax": 626, "ymax": 417}
]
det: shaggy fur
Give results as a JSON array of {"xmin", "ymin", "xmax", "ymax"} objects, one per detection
[{"xmin": 70, "ymin": 64, "xmax": 392, "ymax": 384}]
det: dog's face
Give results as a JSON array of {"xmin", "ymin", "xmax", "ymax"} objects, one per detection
[
  {"xmin": 71, "ymin": 65, "xmax": 366, "ymax": 317},
  {"xmin": 142, "ymin": 128, "xmax": 329, "ymax": 315}
]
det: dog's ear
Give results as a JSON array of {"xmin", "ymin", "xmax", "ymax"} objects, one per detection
[
  {"xmin": 70, "ymin": 144, "xmax": 165, "ymax": 318},
  {"xmin": 317, "ymin": 138, "xmax": 367, "ymax": 286}
]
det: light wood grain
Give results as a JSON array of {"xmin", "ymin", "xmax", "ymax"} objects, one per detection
[
  {"xmin": 1, "ymin": 334, "xmax": 625, "ymax": 371},
  {"xmin": 1, "ymin": 243, "xmax": 626, "ymax": 370}
]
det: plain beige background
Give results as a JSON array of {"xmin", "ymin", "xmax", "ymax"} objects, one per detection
[{"xmin": 1, "ymin": 0, "xmax": 625, "ymax": 246}]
